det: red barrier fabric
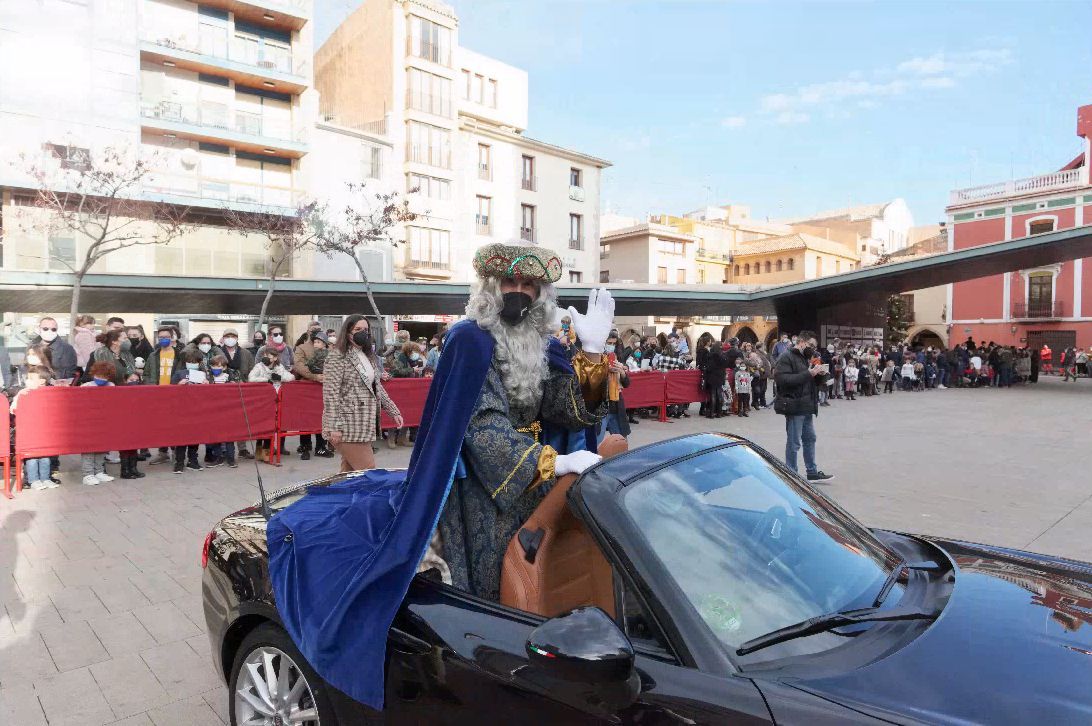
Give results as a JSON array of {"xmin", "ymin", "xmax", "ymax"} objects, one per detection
[
  {"xmin": 14, "ymin": 383, "xmax": 278, "ymax": 458},
  {"xmin": 624, "ymin": 372, "xmax": 666, "ymax": 408},
  {"xmin": 379, "ymin": 378, "xmax": 431, "ymax": 429},
  {"xmin": 0, "ymin": 395, "xmax": 8, "ymax": 461},
  {"xmin": 278, "ymin": 381, "xmax": 323, "ymax": 433},
  {"xmin": 664, "ymin": 370, "xmax": 705, "ymax": 404}
]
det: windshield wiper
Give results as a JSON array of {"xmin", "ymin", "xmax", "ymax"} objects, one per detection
[
  {"xmin": 872, "ymin": 560, "xmax": 939, "ymax": 607},
  {"xmin": 736, "ymin": 605, "xmax": 937, "ymax": 656}
]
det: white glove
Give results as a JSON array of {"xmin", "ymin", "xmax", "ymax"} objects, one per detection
[
  {"xmin": 567, "ymin": 287, "xmax": 615, "ymax": 354},
  {"xmin": 554, "ymin": 450, "xmax": 602, "ymax": 477}
]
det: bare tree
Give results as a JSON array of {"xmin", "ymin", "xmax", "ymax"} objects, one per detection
[
  {"xmin": 316, "ymin": 183, "xmax": 417, "ymax": 343},
  {"xmin": 22, "ymin": 146, "xmax": 190, "ymax": 340},
  {"xmin": 222, "ymin": 200, "xmax": 329, "ymax": 332}
]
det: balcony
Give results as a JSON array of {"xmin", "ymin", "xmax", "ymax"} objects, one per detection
[
  {"xmin": 696, "ymin": 248, "xmax": 731, "ymax": 262},
  {"xmin": 403, "ymin": 251, "xmax": 451, "ymax": 279},
  {"xmin": 520, "ymin": 227, "xmax": 535, "ymax": 243},
  {"xmin": 405, "ymin": 90, "xmax": 452, "ymax": 118},
  {"xmin": 476, "ymin": 217, "xmax": 491, "ymax": 236},
  {"xmin": 949, "ymin": 168, "xmax": 1087, "ymax": 207},
  {"xmin": 569, "ymin": 185, "xmax": 585, "ymax": 202},
  {"xmin": 143, "ymin": 169, "xmax": 302, "ymax": 213},
  {"xmin": 406, "ymin": 38, "xmax": 452, "ymax": 67},
  {"xmin": 406, "ymin": 145, "xmax": 450, "ymax": 169},
  {"xmin": 140, "ymin": 99, "xmax": 307, "ymax": 157},
  {"xmin": 569, "ymin": 237, "xmax": 583, "ymax": 251},
  {"xmin": 1012, "ymin": 301, "xmax": 1065, "ymax": 319},
  {"xmin": 139, "ymin": 34, "xmax": 309, "ymax": 94},
  {"xmin": 521, "ymin": 176, "xmax": 536, "ymax": 192},
  {"xmin": 479, "ymin": 165, "xmax": 491, "ymax": 181},
  {"xmin": 196, "ymin": 0, "xmax": 311, "ymax": 31}
]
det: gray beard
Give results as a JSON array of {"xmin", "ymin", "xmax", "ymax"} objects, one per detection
[{"xmin": 489, "ymin": 319, "xmax": 548, "ymax": 412}]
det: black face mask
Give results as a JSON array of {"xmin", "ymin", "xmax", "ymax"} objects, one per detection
[
  {"xmin": 500, "ymin": 291, "xmax": 533, "ymax": 325},
  {"xmin": 352, "ymin": 330, "xmax": 372, "ymax": 349}
]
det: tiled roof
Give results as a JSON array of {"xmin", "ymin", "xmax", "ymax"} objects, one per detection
[{"xmin": 734, "ymin": 232, "xmax": 860, "ymax": 260}]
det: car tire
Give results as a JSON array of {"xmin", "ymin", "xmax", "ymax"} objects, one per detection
[{"xmin": 228, "ymin": 622, "xmax": 339, "ymax": 726}]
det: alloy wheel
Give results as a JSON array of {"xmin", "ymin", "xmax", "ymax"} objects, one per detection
[{"xmin": 235, "ymin": 646, "xmax": 320, "ymax": 726}]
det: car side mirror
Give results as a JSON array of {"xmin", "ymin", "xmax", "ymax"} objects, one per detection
[{"xmin": 523, "ymin": 607, "xmax": 639, "ymax": 716}]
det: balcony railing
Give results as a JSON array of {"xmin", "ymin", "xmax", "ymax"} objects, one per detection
[
  {"xmin": 406, "ymin": 38, "xmax": 452, "ymax": 67},
  {"xmin": 479, "ymin": 165, "xmax": 491, "ymax": 181},
  {"xmin": 476, "ymin": 219, "xmax": 491, "ymax": 236},
  {"xmin": 569, "ymin": 237, "xmax": 583, "ymax": 250},
  {"xmin": 143, "ymin": 33, "xmax": 309, "ymax": 78},
  {"xmin": 569, "ymin": 185, "xmax": 585, "ymax": 202},
  {"xmin": 141, "ymin": 99, "xmax": 304, "ymax": 143},
  {"xmin": 406, "ymin": 90, "xmax": 452, "ymax": 117},
  {"xmin": 521, "ymin": 176, "xmax": 536, "ymax": 191},
  {"xmin": 406, "ymin": 258, "xmax": 450, "ymax": 271},
  {"xmin": 144, "ymin": 169, "xmax": 301, "ymax": 209},
  {"xmin": 950, "ymin": 168, "xmax": 1086, "ymax": 206},
  {"xmin": 520, "ymin": 227, "xmax": 535, "ymax": 242},
  {"xmin": 1012, "ymin": 301, "xmax": 1065, "ymax": 319}
]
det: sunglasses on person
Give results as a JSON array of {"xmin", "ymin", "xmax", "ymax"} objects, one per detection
[{"xmin": 40, "ymin": 326, "xmax": 57, "ymax": 331}]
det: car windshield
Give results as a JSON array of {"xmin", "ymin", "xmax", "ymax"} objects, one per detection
[{"xmin": 622, "ymin": 444, "xmax": 902, "ymax": 658}]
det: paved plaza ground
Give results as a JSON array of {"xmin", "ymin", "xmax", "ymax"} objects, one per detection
[{"xmin": 1, "ymin": 376, "xmax": 1090, "ymax": 724}]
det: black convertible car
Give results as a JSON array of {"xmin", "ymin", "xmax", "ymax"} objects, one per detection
[{"xmin": 202, "ymin": 433, "xmax": 1092, "ymax": 725}]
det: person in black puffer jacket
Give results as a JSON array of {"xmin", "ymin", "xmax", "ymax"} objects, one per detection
[{"xmin": 774, "ymin": 330, "xmax": 833, "ymax": 483}]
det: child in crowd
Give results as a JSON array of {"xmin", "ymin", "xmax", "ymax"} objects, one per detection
[
  {"xmin": 248, "ymin": 349, "xmax": 295, "ymax": 462},
  {"xmin": 733, "ymin": 361, "xmax": 751, "ymax": 417},
  {"xmin": 207, "ymin": 354, "xmax": 239, "ymax": 469},
  {"xmin": 14, "ymin": 344, "xmax": 58, "ymax": 490},
  {"xmin": 900, "ymin": 360, "xmax": 916, "ymax": 391},
  {"xmin": 79, "ymin": 361, "xmax": 118, "ymax": 486},
  {"xmin": 844, "ymin": 359, "xmax": 859, "ymax": 400},
  {"xmin": 882, "ymin": 360, "xmax": 896, "ymax": 393},
  {"xmin": 171, "ymin": 348, "xmax": 207, "ymax": 474},
  {"xmin": 913, "ymin": 360, "xmax": 925, "ymax": 391}
]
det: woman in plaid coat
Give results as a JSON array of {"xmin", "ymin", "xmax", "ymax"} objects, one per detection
[{"xmin": 323, "ymin": 315, "xmax": 403, "ymax": 472}]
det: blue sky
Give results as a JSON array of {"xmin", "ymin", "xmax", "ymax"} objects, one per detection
[{"xmin": 317, "ymin": 1, "xmax": 1092, "ymax": 226}]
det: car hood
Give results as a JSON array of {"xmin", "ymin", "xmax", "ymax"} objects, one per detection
[{"xmin": 787, "ymin": 537, "xmax": 1092, "ymax": 724}]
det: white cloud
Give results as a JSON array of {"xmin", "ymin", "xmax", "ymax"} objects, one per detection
[
  {"xmin": 775, "ymin": 111, "xmax": 810, "ymax": 125},
  {"xmin": 754, "ymin": 47, "xmax": 1013, "ymax": 124},
  {"xmin": 721, "ymin": 115, "xmax": 747, "ymax": 128}
]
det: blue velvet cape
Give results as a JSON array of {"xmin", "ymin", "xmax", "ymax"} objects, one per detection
[{"xmin": 267, "ymin": 320, "xmax": 493, "ymax": 709}]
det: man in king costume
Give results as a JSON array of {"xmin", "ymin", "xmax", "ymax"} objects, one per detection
[{"xmin": 267, "ymin": 241, "xmax": 617, "ymax": 708}]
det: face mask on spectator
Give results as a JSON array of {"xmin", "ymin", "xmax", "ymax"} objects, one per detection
[
  {"xmin": 411, "ymin": 353, "xmax": 422, "ymax": 362},
  {"xmin": 198, "ymin": 343, "xmax": 212, "ymax": 354},
  {"xmin": 211, "ymin": 367, "xmax": 223, "ymax": 376},
  {"xmin": 40, "ymin": 327, "xmax": 58, "ymax": 342},
  {"xmin": 352, "ymin": 330, "xmax": 372, "ymax": 349},
  {"xmin": 27, "ymin": 354, "xmax": 41, "ymax": 366},
  {"xmin": 254, "ymin": 337, "xmax": 265, "ymax": 347},
  {"xmin": 128, "ymin": 335, "xmax": 140, "ymax": 342},
  {"xmin": 223, "ymin": 337, "xmax": 237, "ymax": 348},
  {"xmin": 263, "ymin": 358, "xmax": 277, "ymax": 368},
  {"xmin": 271, "ymin": 334, "xmax": 284, "ymax": 343},
  {"xmin": 185, "ymin": 362, "xmax": 200, "ymax": 371},
  {"xmin": 158, "ymin": 337, "xmax": 172, "ymax": 348},
  {"xmin": 93, "ymin": 377, "xmax": 109, "ymax": 386}
]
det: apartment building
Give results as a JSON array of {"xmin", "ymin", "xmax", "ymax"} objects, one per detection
[
  {"xmin": 314, "ymin": 0, "xmax": 609, "ymax": 284},
  {"xmin": 0, "ymin": 0, "xmax": 316, "ymax": 284},
  {"xmin": 776, "ymin": 199, "xmax": 915, "ymax": 265}
]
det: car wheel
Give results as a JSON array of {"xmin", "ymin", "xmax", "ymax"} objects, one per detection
[{"xmin": 229, "ymin": 622, "xmax": 338, "ymax": 726}]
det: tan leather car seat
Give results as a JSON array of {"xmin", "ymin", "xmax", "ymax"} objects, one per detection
[{"xmin": 499, "ymin": 435, "xmax": 628, "ymax": 618}]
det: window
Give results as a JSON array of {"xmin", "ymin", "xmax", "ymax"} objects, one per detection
[
  {"xmin": 776, "ymin": 259, "xmax": 783, "ymax": 272},
  {"xmin": 788, "ymin": 258, "xmax": 795, "ymax": 271},
  {"xmin": 657, "ymin": 266, "xmax": 667, "ymax": 284},
  {"xmin": 569, "ymin": 213, "xmax": 583, "ymax": 250},
  {"xmin": 657, "ymin": 239, "xmax": 684, "ymax": 255},
  {"xmin": 835, "ymin": 260, "xmax": 840, "ymax": 273},
  {"xmin": 520, "ymin": 204, "xmax": 536, "ymax": 242},
  {"xmin": 570, "ymin": 167, "xmax": 583, "ymax": 188},
  {"xmin": 1029, "ymin": 218, "xmax": 1056, "ymax": 236},
  {"xmin": 461, "ymin": 69, "xmax": 470, "ymax": 99},
  {"xmin": 698, "ymin": 268, "xmax": 706, "ymax": 284},
  {"xmin": 407, "ymin": 68, "xmax": 452, "ymax": 116},
  {"xmin": 744, "ymin": 263, "xmax": 750, "ymax": 275},
  {"xmin": 676, "ymin": 269, "xmax": 685, "ymax": 284},
  {"xmin": 407, "ymin": 173, "xmax": 451, "ymax": 200},
  {"xmin": 408, "ymin": 15, "xmax": 451, "ymax": 66},
  {"xmin": 362, "ymin": 146, "xmax": 382, "ymax": 179},
  {"xmin": 816, "ymin": 257, "xmax": 823, "ymax": 276},
  {"xmin": 569, "ymin": 271, "xmax": 582, "ymax": 283},
  {"xmin": 407, "ymin": 227, "xmax": 451, "ymax": 269},
  {"xmin": 734, "ymin": 265, "xmax": 740, "ymax": 277},
  {"xmin": 521, "ymin": 155, "xmax": 536, "ymax": 191},
  {"xmin": 407, "ymin": 121, "xmax": 451, "ymax": 168},
  {"xmin": 476, "ymin": 196, "xmax": 491, "ymax": 234},
  {"xmin": 600, "ymin": 270, "xmax": 609, "ymax": 283},
  {"xmin": 486, "ymin": 79, "xmax": 497, "ymax": 108},
  {"xmin": 47, "ymin": 236, "xmax": 76, "ymax": 271},
  {"xmin": 762, "ymin": 261, "xmax": 770, "ymax": 273},
  {"xmin": 1027, "ymin": 272, "xmax": 1053, "ymax": 317},
  {"xmin": 46, "ymin": 143, "xmax": 91, "ymax": 171},
  {"xmin": 478, "ymin": 143, "xmax": 491, "ymax": 180}
]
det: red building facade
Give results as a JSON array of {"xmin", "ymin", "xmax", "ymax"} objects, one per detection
[{"xmin": 946, "ymin": 104, "xmax": 1092, "ymax": 351}]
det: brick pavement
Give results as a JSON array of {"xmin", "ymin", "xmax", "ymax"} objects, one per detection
[{"xmin": 1, "ymin": 375, "xmax": 1090, "ymax": 723}]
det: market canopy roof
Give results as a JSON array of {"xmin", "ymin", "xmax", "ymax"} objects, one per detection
[{"xmin": 2, "ymin": 224, "xmax": 1091, "ymax": 317}]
